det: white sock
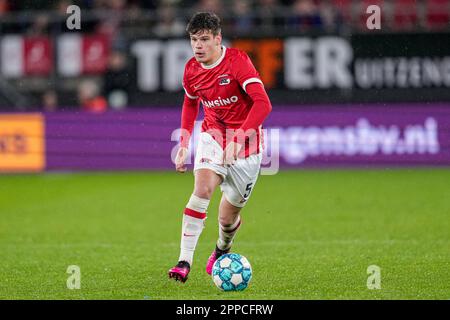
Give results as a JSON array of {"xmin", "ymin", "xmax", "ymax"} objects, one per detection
[
  {"xmin": 178, "ymin": 194, "xmax": 210, "ymax": 265},
  {"xmin": 217, "ymin": 215, "xmax": 241, "ymax": 251}
]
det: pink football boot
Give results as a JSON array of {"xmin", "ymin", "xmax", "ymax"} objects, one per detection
[
  {"xmin": 206, "ymin": 246, "xmax": 230, "ymax": 275},
  {"xmin": 168, "ymin": 261, "xmax": 191, "ymax": 283}
]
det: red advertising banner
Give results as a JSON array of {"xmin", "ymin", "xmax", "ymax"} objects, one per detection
[
  {"xmin": 1, "ymin": 36, "xmax": 53, "ymax": 77},
  {"xmin": 82, "ymin": 35, "xmax": 110, "ymax": 74},
  {"xmin": 24, "ymin": 37, "xmax": 53, "ymax": 75}
]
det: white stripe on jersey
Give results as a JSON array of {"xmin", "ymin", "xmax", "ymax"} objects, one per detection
[
  {"xmin": 183, "ymin": 86, "xmax": 198, "ymax": 99},
  {"xmin": 242, "ymin": 77, "xmax": 264, "ymax": 92}
]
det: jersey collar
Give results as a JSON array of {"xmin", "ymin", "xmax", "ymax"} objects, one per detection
[{"xmin": 201, "ymin": 46, "xmax": 226, "ymax": 70}]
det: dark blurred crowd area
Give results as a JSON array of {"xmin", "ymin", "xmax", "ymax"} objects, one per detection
[
  {"xmin": 0, "ymin": 0, "xmax": 449, "ymax": 112},
  {"xmin": 0, "ymin": 0, "xmax": 449, "ymax": 37}
]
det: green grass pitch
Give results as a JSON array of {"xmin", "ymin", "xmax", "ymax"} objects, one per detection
[{"xmin": 0, "ymin": 169, "xmax": 449, "ymax": 300}]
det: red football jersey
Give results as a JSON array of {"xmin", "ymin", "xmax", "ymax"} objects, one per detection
[{"xmin": 182, "ymin": 46, "xmax": 264, "ymax": 157}]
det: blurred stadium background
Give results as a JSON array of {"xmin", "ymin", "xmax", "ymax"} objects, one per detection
[
  {"xmin": 1, "ymin": 0, "xmax": 450, "ymax": 170},
  {"xmin": 1, "ymin": 0, "xmax": 449, "ymax": 299}
]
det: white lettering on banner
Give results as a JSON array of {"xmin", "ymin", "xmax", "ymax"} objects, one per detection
[
  {"xmin": 163, "ymin": 40, "xmax": 194, "ymax": 91},
  {"xmin": 355, "ymin": 57, "xmax": 450, "ymax": 88},
  {"xmin": 58, "ymin": 35, "xmax": 82, "ymax": 76},
  {"xmin": 285, "ymin": 38, "xmax": 313, "ymax": 88},
  {"xmin": 285, "ymin": 37, "xmax": 353, "ymax": 89},
  {"xmin": 130, "ymin": 38, "xmax": 449, "ymax": 92},
  {"xmin": 131, "ymin": 41, "xmax": 162, "ymax": 91},
  {"xmin": 268, "ymin": 118, "xmax": 439, "ymax": 164},
  {"xmin": 1, "ymin": 35, "xmax": 23, "ymax": 77},
  {"xmin": 316, "ymin": 37, "xmax": 353, "ymax": 88},
  {"xmin": 131, "ymin": 40, "xmax": 230, "ymax": 92}
]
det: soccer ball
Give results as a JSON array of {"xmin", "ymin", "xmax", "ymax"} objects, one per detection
[{"xmin": 212, "ymin": 253, "xmax": 252, "ymax": 291}]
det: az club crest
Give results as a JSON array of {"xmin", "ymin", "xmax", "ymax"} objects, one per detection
[{"xmin": 219, "ymin": 78, "xmax": 231, "ymax": 86}]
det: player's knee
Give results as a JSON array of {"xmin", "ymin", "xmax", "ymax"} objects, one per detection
[
  {"xmin": 219, "ymin": 215, "xmax": 239, "ymax": 227},
  {"xmin": 194, "ymin": 185, "xmax": 214, "ymax": 199}
]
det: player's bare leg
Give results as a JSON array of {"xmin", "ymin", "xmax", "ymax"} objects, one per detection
[
  {"xmin": 193, "ymin": 168, "xmax": 222, "ymax": 200},
  {"xmin": 169, "ymin": 169, "xmax": 222, "ymax": 282},
  {"xmin": 206, "ymin": 194, "xmax": 242, "ymax": 275},
  {"xmin": 217, "ymin": 195, "xmax": 242, "ymax": 250}
]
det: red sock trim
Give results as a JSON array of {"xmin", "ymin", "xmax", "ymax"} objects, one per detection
[{"xmin": 184, "ymin": 207, "xmax": 206, "ymax": 219}]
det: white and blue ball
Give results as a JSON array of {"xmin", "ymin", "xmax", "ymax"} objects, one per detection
[{"xmin": 212, "ymin": 253, "xmax": 252, "ymax": 291}]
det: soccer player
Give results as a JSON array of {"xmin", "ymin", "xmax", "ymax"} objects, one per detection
[{"xmin": 168, "ymin": 12, "xmax": 272, "ymax": 283}]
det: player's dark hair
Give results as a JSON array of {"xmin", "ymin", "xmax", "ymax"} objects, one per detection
[{"xmin": 186, "ymin": 12, "xmax": 221, "ymax": 36}]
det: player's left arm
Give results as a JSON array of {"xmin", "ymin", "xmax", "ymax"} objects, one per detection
[
  {"xmin": 223, "ymin": 52, "xmax": 272, "ymax": 164},
  {"xmin": 223, "ymin": 83, "xmax": 272, "ymax": 164},
  {"xmin": 239, "ymin": 82, "xmax": 272, "ymax": 133},
  {"xmin": 234, "ymin": 51, "xmax": 272, "ymax": 135}
]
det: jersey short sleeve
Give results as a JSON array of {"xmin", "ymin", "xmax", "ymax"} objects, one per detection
[
  {"xmin": 232, "ymin": 51, "xmax": 264, "ymax": 93},
  {"xmin": 182, "ymin": 62, "xmax": 198, "ymax": 100}
]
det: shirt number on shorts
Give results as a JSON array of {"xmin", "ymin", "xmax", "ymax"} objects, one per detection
[{"xmin": 244, "ymin": 183, "xmax": 253, "ymax": 198}]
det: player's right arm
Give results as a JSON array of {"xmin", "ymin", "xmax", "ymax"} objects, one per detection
[{"xmin": 176, "ymin": 66, "xmax": 200, "ymax": 173}]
